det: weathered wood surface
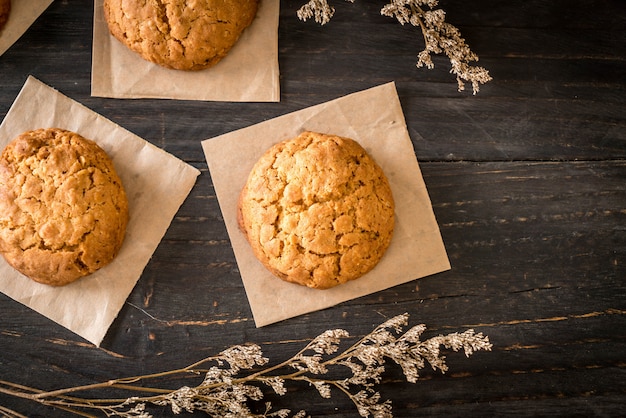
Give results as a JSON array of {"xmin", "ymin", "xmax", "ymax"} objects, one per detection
[{"xmin": 0, "ymin": 1, "xmax": 624, "ymax": 416}]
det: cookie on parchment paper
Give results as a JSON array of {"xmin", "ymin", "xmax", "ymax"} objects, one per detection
[
  {"xmin": 103, "ymin": 0, "xmax": 259, "ymax": 71},
  {"xmin": 238, "ymin": 131, "xmax": 395, "ymax": 290},
  {"xmin": 0, "ymin": 128, "xmax": 129, "ymax": 286}
]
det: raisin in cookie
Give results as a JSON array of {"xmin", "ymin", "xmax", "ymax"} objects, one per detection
[
  {"xmin": 0, "ymin": 128, "xmax": 129, "ymax": 286},
  {"xmin": 103, "ymin": 0, "xmax": 259, "ymax": 71},
  {"xmin": 0, "ymin": 0, "xmax": 10, "ymax": 33},
  {"xmin": 238, "ymin": 131, "xmax": 395, "ymax": 289}
]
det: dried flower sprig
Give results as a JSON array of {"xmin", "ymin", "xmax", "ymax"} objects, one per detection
[
  {"xmin": 296, "ymin": 0, "xmax": 492, "ymax": 94},
  {"xmin": 0, "ymin": 313, "xmax": 492, "ymax": 417}
]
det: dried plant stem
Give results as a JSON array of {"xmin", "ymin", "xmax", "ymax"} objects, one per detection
[
  {"xmin": 0, "ymin": 314, "xmax": 491, "ymax": 417},
  {"xmin": 297, "ymin": 0, "xmax": 492, "ymax": 94}
]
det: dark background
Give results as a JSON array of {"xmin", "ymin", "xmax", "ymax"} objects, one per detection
[{"xmin": 0, "ymin": 1, "xmax": 625, "ymax": 416}]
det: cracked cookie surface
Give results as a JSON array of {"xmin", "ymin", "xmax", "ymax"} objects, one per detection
[
  {"xmin": 238, "ymin": 131, "xmax": 395, "ymax": 289},
  {"xmin": 0, "ymin": 128, "xmax": 129, "ymax": 286},
  {"xmin": 103, "ymin": 0, "xmax": 259, "ymax": 71},
  {"xmin": 0, "ymin": 0, "xmax": 10, "ymax": 33}
]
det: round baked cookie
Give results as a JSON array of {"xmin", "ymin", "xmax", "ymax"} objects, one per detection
[
  {"xmin": 0, "ymin": 0, "xmax": 10, "ymax": 33},
  {"xmin": 238, "ymin": 131, "xmax": 395, "ymax": 289},
  {"xmin": 103, "ymin": 0, "xmax": 259, "ymax": 71},
  {"xmin": 0, "ymin": 128, "xmax": 129, "ymax": 286}
]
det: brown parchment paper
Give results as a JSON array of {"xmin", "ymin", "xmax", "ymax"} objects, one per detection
[
  {"xmin": 91, "ymin": 0, "xmax": 280, "ymax": 102},
  {"xmin": 202, "ymin": 82, "xmax": 451, "ymax": 327},
  {"xmin": 0, "ymin": 76, "xmax": 200, "ymax": 346},
  {"xmin": 0, "ymin": 0, "xmax": 54, "ymax": 57}
]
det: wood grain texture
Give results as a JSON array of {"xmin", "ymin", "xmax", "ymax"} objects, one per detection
[{"xmin": 0, "ymin": 0, "xmax": 625, "ymax": 416}]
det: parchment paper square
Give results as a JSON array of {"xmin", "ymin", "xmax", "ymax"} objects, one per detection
[
  {"xmin": 91, "ymin": 0, "xmax": 280, "ymax": 102},
  {"xmin": 0, "ymin": 0, "xmax": 54, "ymax": 57},
  {"xmin": 202, "ymin": 82, "xmax": 450, "ymax": 327},
  {"xmin": 0, "ymin": 76, "xmax": 200, "ymax": 346}
]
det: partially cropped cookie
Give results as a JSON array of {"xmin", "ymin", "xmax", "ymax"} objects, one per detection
[
  {"xmin": 0, "ymin": 128, "xmax": 129, "ymax": 286},
  {"xmin": 0, "ymin": 0, "xmax": 10, "ymax": 33},
  {"xmin": 238, "ymin": 131, "xmax": 395, "ymax": 289},
  {"xmin": 103, "ymin": 0, "xmax": 259, "ymax": 71}
]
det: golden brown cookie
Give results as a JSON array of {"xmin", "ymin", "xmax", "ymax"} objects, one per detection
[
  {"xmin": 238, "ymin": 131, "xmax": 395, "ymax": 289},
  {"xmin": 103, "ymin": 0, "xmax": 259, "ymax": 71},
  {"xmin": 0, "ymin": 128, "xmax": 129, "ymax": 286},
  {"xmin": 0, "ymin": 0, "xmax": 10, "ymax": 33}
]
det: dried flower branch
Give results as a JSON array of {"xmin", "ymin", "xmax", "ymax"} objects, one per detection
[
  {"xmin": 0, "ymin": 313, "xmax": 491, "ymax": 417},
  {"xmin": 296, "ymin": 0, "xmax": 492, "ymax": 94}
]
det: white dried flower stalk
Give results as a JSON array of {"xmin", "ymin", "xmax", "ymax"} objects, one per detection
[
  {"xmin": 311, "ymin": 379, "xmax": 333, "ymax": 398},
  {"xmin": 296, "ymin": 0, "xmax": 336, "ymax": 25},
  {"xmin": 219, "ymin": 343, "xmax": 269, "ymax": 373},
  {"xmin": 0, "ymin": 313, "xmax": 492, "ymax": 417},
  {"xmin": 297, "ymin": 0, "xmax": 357, "ymax": 25},
  {"xmin": 296, "ymin": 0, "xmax": 492, "ymax": 94},
  {"xmin": 260, "ymin": 376, "xmax": 288, "ymax": 396},
  {"xmin": 309, "ymin": 329, "xmax": 350, "ymax": 355}
]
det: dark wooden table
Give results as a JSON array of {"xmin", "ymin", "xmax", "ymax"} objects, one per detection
[{"xmin": 1, "ymin": 1, "xmax": 625, "ymax": 416}]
